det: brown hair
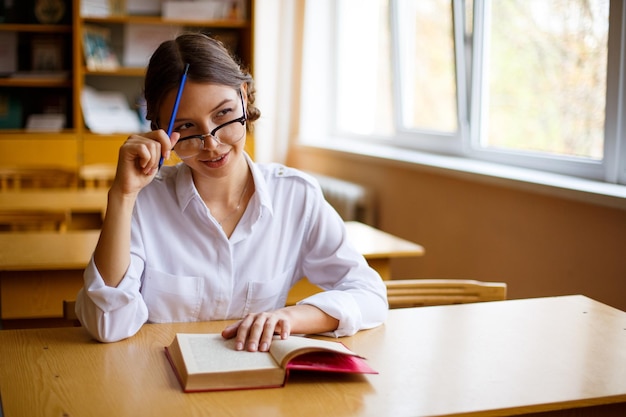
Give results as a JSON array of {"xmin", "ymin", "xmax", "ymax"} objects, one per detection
[{"xmin": 144, "ymin": 32, "xmax": 260, "ymax": 130}]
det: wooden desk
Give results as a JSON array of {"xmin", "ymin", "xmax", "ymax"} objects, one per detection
[
  {"xmin": 0, "ymin": 188, "xmax": 108, "ymax": 214},
  {"xmin": 0, "ymin": 222, "xmax": 424, "ymax": 322},
  {"xmin": 344, "ymin": 221, "xmax": 425, "ymax": 279},
  {"xmin": 287, "ymin": 221, "xmax": 425, "ymax": 304},
  {"xmin": 0, "ymin": 295, "xmax": 624, "ymax": 416},
  {"xmin": 0, "ymin": 231, "xmax": 99, "ymax": 321},
  {"xmin": 0, "ymin": 189, "xmax": 108, "ymax": 230},
  {"xmin": 0, "ymin": 231, "xmax": 99, "ymax": 272}
]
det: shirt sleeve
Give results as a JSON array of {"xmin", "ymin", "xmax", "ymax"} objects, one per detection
[
  {"xmin": 75, "ymin": 254, "xmax": 149, "ymax": 342},
  {"xmin": 296, "ymin": 188, "xmax": 388, "ymax": 337}
]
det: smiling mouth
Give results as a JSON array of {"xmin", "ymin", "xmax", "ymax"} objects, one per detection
[{"xmin": 201, "ymin": 149, "xmax": 229, "ymax": 163}]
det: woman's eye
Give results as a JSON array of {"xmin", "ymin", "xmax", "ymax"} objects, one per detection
[
  {"xmin": 176, "ymin": 122, "xmax": 194, "ymax": 132},
  {"xmin": 216, "ymin": 107, "xmax": 233, "ymax": 119}
]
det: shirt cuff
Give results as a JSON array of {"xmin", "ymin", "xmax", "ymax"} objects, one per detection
[
  {"xmin": 297, "ymin": 290, "xmax": 362, "ymax": 337},
  {"xmin": 82, "ymin": 256, "xmax": 143, "ymax": 313}
]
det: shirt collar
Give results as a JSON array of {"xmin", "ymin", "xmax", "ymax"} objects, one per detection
[
  {"xmin": 174, "ymin": 153, "xmax": 274, "ymax": 220},
  {"xmin": 174, "ymin": 163, "xmax": 198, "ymax": 212},
  {"xmin": 245, "ymin": 152, "xmax": 274, "ymax": 220}
]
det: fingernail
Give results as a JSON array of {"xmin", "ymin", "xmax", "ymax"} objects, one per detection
[
  {"xmin": 260, "ymin": 342, "xmax": 268, "ymax": 352},
  {"xmin": 248, "ymin": 342, "xmax": 257, "ymax": 351},
  {"xmin": 235, "ymin": 342, "xmax": 243, "ymax": 351}
]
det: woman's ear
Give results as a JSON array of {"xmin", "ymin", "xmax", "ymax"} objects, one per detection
[{"xmin": 241, "ymin": 82, "xmax": 248, "ymax": 101}]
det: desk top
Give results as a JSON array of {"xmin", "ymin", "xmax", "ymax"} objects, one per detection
[
  {"xmin": 1, "ymin": 295, "xmax": 624, "ymax": 417},
  {"xmin": 344, "ymin": 221, "xmax": 424, "ymax": 258},
  {"xmin": 0, "ymin": 190, "xmax": 421, "ymax": 262},
  {"xmin": 0, "ymin": 230, "xmax": 100, "ymax": 271},
  {"xmin": 0, "ymin": 222, "xmax": 423, "ymax": 272},
  {"xmin": 0, "ymin": 188, "xmax": 108, "ymax": 213}
]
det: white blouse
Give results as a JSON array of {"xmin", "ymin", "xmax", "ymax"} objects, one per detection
[{"xmin": 76, "ymin": 155, "xmax": 388, "ymax": 342}]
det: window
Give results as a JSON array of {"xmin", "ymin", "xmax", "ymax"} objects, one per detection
[
  {"xmin": 300, "ymin": 0, "xmax": 626, "ymax": 185},
  {"xmin": 477, "ymin": 1, "xmax": 607, "ymax": 160},
  {"xmin": 394, "ymin": 0, "xmax": 459, "ymax": 134}
]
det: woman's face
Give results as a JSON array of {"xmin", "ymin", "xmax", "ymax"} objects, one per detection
[{"xmin": 158, "ymin": 81, "xmax": 247, "ymax": 179}]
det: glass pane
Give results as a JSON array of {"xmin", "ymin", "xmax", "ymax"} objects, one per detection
[
  {"xmin": 482, "ymin": 0, "xmax": 608, "ymax": 160},
  {"xmin": 336, "ymin": 0, "xmax": 393, "ymax": 136},
  {"xmin": 396, "ymin": 0, "xmax": 458, "ymax": 132}
]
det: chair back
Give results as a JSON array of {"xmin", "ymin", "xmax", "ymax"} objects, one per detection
[
  {"xmin": 385, "ymin": 279, "xmax": 507, "ymax": 309},
  {"xmin": 78, "ymin": 164, "xmax": 116, "ymax": 189},
  {"xmin": 0, "ymin": 210, "xmax": 70, "ymax": 232},
  {"xmin": 0, "ymin": 167, "xmax": 78, "ymax": 190},
  {"xmin": 63, "ymin": 300, "xmax": 81, "ymax": 326}
]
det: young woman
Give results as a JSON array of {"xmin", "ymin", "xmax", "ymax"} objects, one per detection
[{"xmin": 75, "ymin": 33, "xmax": 388, "ymax": 348}]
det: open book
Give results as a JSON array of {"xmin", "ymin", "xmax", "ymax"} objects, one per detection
[{"xmin": 165, "ymin": 333, "xmax": 377, "ymax": 392}]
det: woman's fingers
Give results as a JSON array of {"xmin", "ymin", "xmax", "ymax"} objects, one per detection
[{"xmin": 222, "ymin": 312, "xmax": 291, "ymax": 352}]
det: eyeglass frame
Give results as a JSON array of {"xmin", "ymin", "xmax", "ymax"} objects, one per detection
[{"xmin": 173, "ymin": 88, "xmax": 247, "ymax": 156}]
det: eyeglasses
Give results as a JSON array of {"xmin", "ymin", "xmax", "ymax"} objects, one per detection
[{"xmin": 173, "ymin": 89, "xmax": 247, "ymax": 159}]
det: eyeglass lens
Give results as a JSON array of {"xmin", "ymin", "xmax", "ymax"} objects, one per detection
[{"xmin": 173, "ymin": 91, "xmax": 246, "ymax": 159}]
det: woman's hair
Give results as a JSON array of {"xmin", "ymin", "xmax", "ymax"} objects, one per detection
[{"xmin": 144, "ymin": 32, "xmax": 260, "ymax": 131}]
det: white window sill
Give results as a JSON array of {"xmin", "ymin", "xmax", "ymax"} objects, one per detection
[{"xmin": 297, "ymin": 140, "xmax": 626, "ymax": 211}]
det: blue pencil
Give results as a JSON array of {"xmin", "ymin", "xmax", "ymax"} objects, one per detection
[{"xmin": 159, "ymin": 63, "xmax": 190, "ymax": 169}]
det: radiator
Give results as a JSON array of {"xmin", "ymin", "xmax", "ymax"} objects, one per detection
[{"xmin": 306, "ymin": 171, "xmax": 376, "ymax": 225}]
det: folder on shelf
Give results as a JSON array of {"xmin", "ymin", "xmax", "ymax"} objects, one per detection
[
  {"xmin": 80, "ymin": 0, "xmax": 111, "ymax": 17},
  {"xmin": 81, "ymin": 86, "xmax": 141, "ymax": 134},
  {"xmin": 82, "ymin": 25, "xmax": 119, "ymax": 71},
  {"xmin": 123, "ymin": 24, "xmax": 181, "ymax": 68},
  {"xmin": 0, "ymin": 32, "xmax": 17, "ymax": 75},
  {"xmin": 0, "ymin": 94, "xmax": 22, "ymax": 129}
]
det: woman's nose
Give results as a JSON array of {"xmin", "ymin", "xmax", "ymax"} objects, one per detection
[{"xmin": 201, "ymin": 135, "xmax": 221, "ymax": 150}]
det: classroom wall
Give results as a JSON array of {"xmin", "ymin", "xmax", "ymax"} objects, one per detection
[{"xmin": 288, "ymin": 145, "xmax": 626, "ymax": 312}]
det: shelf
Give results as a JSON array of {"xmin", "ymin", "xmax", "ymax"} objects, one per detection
[
  {"xmin": 0, "ymin": 130, "xmax": 77, "ymax": 140},
  {"xmin": 0, "ymin": 23, "xmax": 72, "ymax": 33},
  {"xmin": 0, "ymin": 77, "xmax": 71, "ymax": 88},
  {"xmin": 81, "ymin": 15, "xmax": 249, "ymax": 28},
  {"xmin": 84, "ymin": 67, "xmax": 145, "ymax": 77},
  {"xmin": 83, "ymin": 132, "xmax": 130, "ymax": 140}
]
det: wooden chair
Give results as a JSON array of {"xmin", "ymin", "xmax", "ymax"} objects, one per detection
[
  {"xmin": 385, "ymin": 279, "xmax": 507, "ymax": 309},
  {"xmin": 63, "ymin": 300, "xmax": 81, "ymax": 326},
  {"xmin": 79, "ymin": 164, "xmax": 116, "ymax": 189},
  {"xmin": 0, "ymin": 210, "xmax": 71, "ymax": 232},
  {"xmin": 0, "ymin": 166, "xmax": 78, "ymax": 190}
]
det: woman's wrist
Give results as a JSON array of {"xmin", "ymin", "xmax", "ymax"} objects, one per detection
[{"xmin": 281, "ymin": 304, "xmax": 339, "ymax": 335}]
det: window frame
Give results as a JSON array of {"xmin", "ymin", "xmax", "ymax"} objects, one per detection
[
  {"xmin": 389, "ymin": 0, "xmax": 469, "ymax": 156},
  {"xmin": 605, "ymin": 0, "xmax": 626, "ymax": 185},
  {"xmin": 317, "ymin": 0, "xmax": 626, "ymax": 186},
  {"xmin": 297, "ymin": 0, "xmax": 626, "ymax": 203},
  {"xmin": 466, "ymin": 0, "xmax": 616, "ymax": 183}
]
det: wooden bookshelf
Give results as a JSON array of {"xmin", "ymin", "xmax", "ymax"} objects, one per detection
[{"xmin": 0, "ymin": 0, "xmax": 255, "ymax": 169}]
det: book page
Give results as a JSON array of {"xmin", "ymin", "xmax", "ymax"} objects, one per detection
[
  {"xmin": 178, "ymin": 334, "xmax": 278, "ymax": 374},
  {"xmin": 269, "ymin": 336, "xmax": 358, "ymax": 368}
]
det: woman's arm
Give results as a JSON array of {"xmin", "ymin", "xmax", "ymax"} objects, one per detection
[
  {"xmin": 94, "ymin": 131, "xmax": 174, "ymax": 287},
  {"xmin": 93, "ymin": 190, "xmax": 136, "ymax": 287}
]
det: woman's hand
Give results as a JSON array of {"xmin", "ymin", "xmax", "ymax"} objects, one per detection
[
  {"xmin": 111, "ymin": 130, "xmax": 178, "ymax": 196},
  {"xmin": 221, "ymin": 305, "xmax": 340, "ymax": 352},
  {"xmin": 221, "ymin": 310, "xmax": 291, "ymax": 352}
]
